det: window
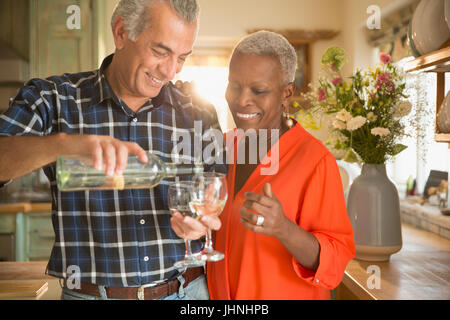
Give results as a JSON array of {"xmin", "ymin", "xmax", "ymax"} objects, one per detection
[
  {"xmin": 387, "ymin": 58, "xmax": 449, "ymax": 196},
  {"xmin": 175, "ymin": 65, "xmax": 233, "ymax": 131}
]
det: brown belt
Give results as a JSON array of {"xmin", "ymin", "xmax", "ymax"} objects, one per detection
[{"xmin": 63, "ymin": 267, "xmax": 204, "ymax": 300}]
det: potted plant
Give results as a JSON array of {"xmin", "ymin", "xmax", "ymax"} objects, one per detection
[{"xmin": 304, "ymin": 47, "xmax": 412, "ymax": 261}]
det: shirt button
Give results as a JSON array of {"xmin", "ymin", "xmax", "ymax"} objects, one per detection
[
  {"xmin": 140, "ymin": 219, "xmax": 145, "ymax": 225},
  {"xmin": 132, "ymin": 117, "xmax": 138, "ymax": 122},
  {"xmin": 315, "ymin": 279, "xmax": 320, "ymax": 283},
  {"xmin": 144, "ymin": 256, "xmax": 149, "ymax": 262}
]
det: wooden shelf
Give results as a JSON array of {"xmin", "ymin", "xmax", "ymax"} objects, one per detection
[
  {"xmin": 403, "ymin": 46, "xmax": 450, "ymax": 73},
  {"xmin": 404, "ymin": 46, "xmax": 450, "ymax": 144},
  {"xmin": 435, "ymin": 133, "xmax": 450, "ymax": 143}
]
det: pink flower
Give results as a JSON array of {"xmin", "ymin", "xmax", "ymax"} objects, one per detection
[
  {"xmin": 376, "ymin": 72, "xmax": 392, "ymax": 89},
  {"xmin": 332, "ymin": 76, "xmax": 342, "ymax": 86},
  {"xmin": 380, "ymin": 53, "xmax": 392, "ymax": 64},
  {"xmin": 318, "ymin": 88, "xmax": 326, "ymax": 102},
  {"xmin": 377, "ymin": 72, "xmax": 391, "ymax": 83}
]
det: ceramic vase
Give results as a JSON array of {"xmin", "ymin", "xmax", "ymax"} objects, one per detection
[
  {"xmin": 347, "ymin": 164, "xmax": 402, "ymax": 262},
  {"xmin": 411, "ymin": 0, "xmax": 450, "ymax": 56}
]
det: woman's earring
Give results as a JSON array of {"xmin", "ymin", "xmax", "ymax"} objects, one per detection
[{"xmin": 284, "ymin": 110, "xmax": 294, "ymax": 128}]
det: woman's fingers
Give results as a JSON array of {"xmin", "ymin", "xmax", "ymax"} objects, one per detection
[{"xmin": 243, "ymin": 192, "xmax": 273, "ymax": 208}]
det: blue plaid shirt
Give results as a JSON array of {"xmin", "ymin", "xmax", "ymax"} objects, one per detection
[{"xmin": 0, "ymin": 54, "xmax": 227, "ymax": 287}]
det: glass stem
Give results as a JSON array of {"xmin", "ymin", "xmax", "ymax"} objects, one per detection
[
  {"xmin": 204, "ymin": 228, "xmax": 213, "ymax": 251},
  {"xmin": 185, "ymin": 239, "xmax": 193, "ymax": 258}
]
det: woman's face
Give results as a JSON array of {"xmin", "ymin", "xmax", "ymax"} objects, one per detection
[{"xmin": 226, "ymin": 53, "xmax": 294, "ymax": 132}]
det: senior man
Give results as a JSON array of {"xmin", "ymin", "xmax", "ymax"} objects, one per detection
[{"xmin": 0, "ymin": 0, "xmax": 225, "ymax": 300}]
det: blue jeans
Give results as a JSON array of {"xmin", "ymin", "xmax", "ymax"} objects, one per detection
[{"xmin": 61, "ymin": 274, "xmax": 209, "ymax": 300}]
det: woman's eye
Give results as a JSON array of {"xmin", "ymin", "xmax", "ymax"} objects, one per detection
[{"xmin": 253, "ymin": 89, "xmax": 267, "ymax": 95}]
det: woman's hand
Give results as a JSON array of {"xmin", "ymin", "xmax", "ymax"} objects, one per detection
[
  {"xmin": 170, "ymin": 212, "xmax": 222, "ymax": 240},
  {"xmin": 241, "ymin": 182, "xmax": 321, "ymax": 271},
  {"xmin": 240, "ymin": 182, "xmax": 290, "ymax": 239}
]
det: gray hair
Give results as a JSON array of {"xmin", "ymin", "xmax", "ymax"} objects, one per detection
[
  {"xmin": 232, "ymin": 30, "xmax": 297, "ymax": 85},
  {"xmin": 111, "ymin": 0, "xmax": 200, "ymax": 41}
]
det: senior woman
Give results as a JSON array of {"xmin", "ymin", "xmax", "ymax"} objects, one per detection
[{"xmin": 171, "ymin": 31, "xmax": 355, "ymax": 300}]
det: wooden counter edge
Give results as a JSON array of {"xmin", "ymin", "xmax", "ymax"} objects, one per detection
[
  {"xmin": 336, "ymin": 223, "xmax": 450, "ymax": 300},
  {"xmin": 339, "ymin": 271, "xmax": 377, "ymax": 300},
  {"xmin": 0, "ymin": 202, "xmax": 52, "ymax": 214}
]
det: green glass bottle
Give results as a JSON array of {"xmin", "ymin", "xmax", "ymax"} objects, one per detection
[{"xmin": 56, "ymin": 152, "xmax": 203, "ymax": 191}]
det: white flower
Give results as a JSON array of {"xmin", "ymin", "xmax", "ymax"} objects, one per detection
[
  {"xmin": 371, "ymin": 127, "xmax": 390, "ymax": 137},
  {"xmin": 336, "ymin": 109, "xmax": 353, "ymax": 122},
  {"xmin": 332, "ymin": 119, "xmax": 347, "ymax": 130},
  {"xmin": 367, "ymin": 112, "xmax": 377, "ymax": 122},
  {"xmin": 346, "ymin": 116, "xmax": 367, "ymax": 131},
  {"xmin": 393, "ymin": 100, "xmax": 412, "ymax": 118}
]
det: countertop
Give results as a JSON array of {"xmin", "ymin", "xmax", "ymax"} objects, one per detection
[
  {"xmin": 0, "ymin": 262, "xmax": 61, "ymax": 300},
  {"xmin": 0, "ymin": 202, "xmax": 51, "ymax": 214},
  {"xmin": 0, "ymin": 221, "xmax": 448, "ymax": 300},
  {"xmin": 338, "ymin": 222, "xmax": 450, "ymax": 300}
]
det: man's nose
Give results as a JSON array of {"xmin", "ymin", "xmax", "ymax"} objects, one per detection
[{"xmin": 159, "ymin": 57, "xmax": 178, "ymax": 81}]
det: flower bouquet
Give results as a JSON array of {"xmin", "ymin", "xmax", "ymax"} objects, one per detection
[{"xmin": 304, "ymin": 47, "xmax": 412, "ymax": 164}]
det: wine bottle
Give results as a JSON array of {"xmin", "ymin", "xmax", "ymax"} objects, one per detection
[{"xmin": 56, "ymin": 152, "xmax": 203, "ymax": 191}]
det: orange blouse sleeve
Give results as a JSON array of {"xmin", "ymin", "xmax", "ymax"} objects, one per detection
[{"xmin": 292, "ymin": 153, "xmax": 355, "ymax": 290}]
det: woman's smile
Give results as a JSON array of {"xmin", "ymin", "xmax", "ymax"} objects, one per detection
[{"xmin": 235, "ymin": 112, "xmax": 261, "ymax": 120}]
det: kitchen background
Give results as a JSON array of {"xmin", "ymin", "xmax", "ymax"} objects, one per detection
[{"xmin": 0, "ymin": 0, "xmax": 448, "ymax": 263}]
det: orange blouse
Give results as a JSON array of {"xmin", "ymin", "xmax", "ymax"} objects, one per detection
[{"xmin": 207, "ymin": 122, "xmax": 355, "ymax": 300}]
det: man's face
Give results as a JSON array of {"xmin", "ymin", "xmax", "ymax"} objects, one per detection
[{"xmin": 115, "ymin": 2, "xmax": 198, "ymax": 99}]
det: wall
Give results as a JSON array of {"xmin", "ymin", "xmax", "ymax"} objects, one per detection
[
  {"xmin": 98, "ymin": 0, "xmax": 405, "ymax": 139},
  {"xmin": 100, "ymin": 0, "xmax": 346, "ymax": 84}
]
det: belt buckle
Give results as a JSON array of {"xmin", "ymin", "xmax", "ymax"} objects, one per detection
[{"xmin": 137, "ymin": 283, "xmax": 156, "ymax": 300}]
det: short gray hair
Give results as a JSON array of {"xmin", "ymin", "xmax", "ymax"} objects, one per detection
[
  {"xmin": 111, "ymin": 0, "xmax": 200, "ymax": 41},
  {"xmin": 232, "ymin": 30, "xmax": 297, "ymax": 85}
]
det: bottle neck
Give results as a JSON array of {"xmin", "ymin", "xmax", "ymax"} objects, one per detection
[{"xmin": 165, "ymin": 163, "xmax": 204, "ymax": 177}]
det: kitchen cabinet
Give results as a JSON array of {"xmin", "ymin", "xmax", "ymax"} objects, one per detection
[
  {"xmin": 0, "ymin": 203, "xmax": 53, "ymax": 262},
  {"xmin": 29, "ymin": 0, "xmax": 98, "ymax": 78},
  {"xmin": 0, "ymin": 0, "xmax": 99, "ymax": 112},
  {"xmin": 24, "ymin": 212, "xmax": 54, "ymax": 261}
]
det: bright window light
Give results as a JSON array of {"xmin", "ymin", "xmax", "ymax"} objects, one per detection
[{"xmin": 175, "ymin": 66, "xmax": 233, "ymax": 131}]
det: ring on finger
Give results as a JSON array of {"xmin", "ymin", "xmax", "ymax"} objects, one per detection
[{"xmin": 256, "ymin": 215, "xmax": 265, "ymax": 227}]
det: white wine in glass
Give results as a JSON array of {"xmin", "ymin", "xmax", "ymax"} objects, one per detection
[
  {"xmin": 189, "ymin": 172, "xmax": 228, "ymax": 262},
  {"xmin": 168, "ymin": 181, "xmax": 205, "ymax": 270}
]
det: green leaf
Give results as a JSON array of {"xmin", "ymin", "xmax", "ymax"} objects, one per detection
[
  {"xmin": 390, "ymin": 144, "xmax": 408, "ymax": 156},
  {"xmin": 343, "ymin": 149, "xmax": 359, "ymax": 163}
]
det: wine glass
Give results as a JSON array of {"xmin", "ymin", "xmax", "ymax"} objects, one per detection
[
  {"xmin": 189, "ymin": 172, "xmax": 228, "ymax": 262},
  {"xmin": 168, "ymin": 181, "xmax": 205, "ymax": 270}
]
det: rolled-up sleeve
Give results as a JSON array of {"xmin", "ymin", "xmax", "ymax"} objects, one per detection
[
  {"xmin": 292, "ymin": 154, "xmax": 355, "ymax": 289},
  {"xmin": 0, "ymin": 79, "xmax": 54, "ymax": 137}
]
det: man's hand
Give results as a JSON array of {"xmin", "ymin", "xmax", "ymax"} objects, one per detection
[
  {"xmin": 59, "ymin": 133, "xmax": 148, "ymax": 176},
  {"xmin": 170, "ymin": 211, "xmax": 222, "ymax": 240},
  {"xmin": 174, "ymin": 80, "xmax": 196, "ymax": 96}
]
